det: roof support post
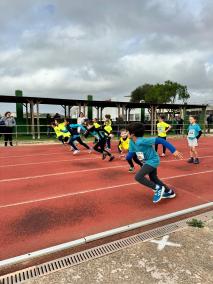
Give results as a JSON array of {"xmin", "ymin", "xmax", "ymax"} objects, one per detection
[
  {"xmin": 36, "ymin": 102, "xmax": 40, "ymax": 139},
  {"xmin": 29, "ymin": 101, "xmax": 35, "ymax": 140},
  {"xmin": 201, "ymin": 106, "xmax": 207, "ymax": 136}
]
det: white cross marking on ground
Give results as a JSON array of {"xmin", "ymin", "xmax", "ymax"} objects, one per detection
[{"xmin": 149, "ymin": 235, "xmax": 181, "ymax": 251}]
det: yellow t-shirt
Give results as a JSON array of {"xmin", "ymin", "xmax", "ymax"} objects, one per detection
[
  {"xmin": 104, "ymin": 120, "xmax": 112, "ymax": 134},
  {"xmin": 53, "ymin": 123, "xmax": 71, "ymax": 138},
  {"xmin": 119, "ymin": 137, "xmax": 130, "ymax": 151},
  {"xmin": 157, "ymin": 121, "xmax": 170, "ymax": 137},
  {"xmin": 94, "ymin": 122, "xmax": 101, "ymax": 129}
]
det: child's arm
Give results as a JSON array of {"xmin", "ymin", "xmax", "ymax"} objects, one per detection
[
  {"xmin": 118, "ymin": 140, "xmax": 122, "ymax": 153},
  {"xmin": 155, "ymin": 138, "xmax": 183, "ymax": 159},
  {"xmin": 196, "ymin": 130, "xmax": 202, "ymax": 139}
]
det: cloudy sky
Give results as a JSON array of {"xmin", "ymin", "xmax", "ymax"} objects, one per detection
[{"xmin": 0, "ymin": 0, "xmax": 213, "ymax": 113}]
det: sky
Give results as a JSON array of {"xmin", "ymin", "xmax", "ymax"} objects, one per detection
[{"xmin": 0, "ymin": 0, "xmax": 213, "ymax": 113}]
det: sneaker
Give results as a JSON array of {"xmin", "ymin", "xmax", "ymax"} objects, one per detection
[
  {"xmin": 187, "ymin": 157, "xmax": 194, "ymax": 163},
  {"xmin": 162, "ymin": 190, "xmax": 176, "ymax": 199},
  {"xmin": 128, "ymin": 167, "xmax": 135, "ymax": 173},
  {"xmin": 161, "ymin": 153, "xmax": 166, "ymax": 157},
  {"xmin": 88, "ymin": 149, "xmax": 93, "ymax": 154},
  {"xmin": 73, "ymin": 150, "xmax": 80, "ymax": 155},
  {"xmin": 109, "ymin": 155, "xmax": 115, "ymax": 162},
  {"xmin": 193, "ymin": 158, "xmax": 200, "ymax": 164},
  {"xmin": 102, "ymin": 153, "xmax": 107, "ymax": 160},
  {"xmin": 153, "ymin": 186, "xmax": 165, "ymax": 203}
]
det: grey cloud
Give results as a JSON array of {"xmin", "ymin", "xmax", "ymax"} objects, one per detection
[{"xmin": 0, "ymin": 0, "xmax": 213, "ymax": 108}]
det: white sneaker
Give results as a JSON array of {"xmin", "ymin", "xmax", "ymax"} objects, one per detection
[
  {"xmin": 73, "ymin": 150, "xmax": 80, "ymax": 155},
  {"xmin": 88, "ymin": 149, "xmax": 93, "ymax": 154},
  {"xmin": 161, "ymin": 153, "xmax": 166, "ymax": 157}
]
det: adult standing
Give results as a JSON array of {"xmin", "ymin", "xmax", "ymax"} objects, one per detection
[
  {"xmin": 0, "ymin": 112, "xmax": 16, "ymax": 146},
  {"xmin": 77, "ymin": 112, "xmax": 86, "ymax": 133}
]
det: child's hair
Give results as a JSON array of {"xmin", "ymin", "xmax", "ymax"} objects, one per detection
[
  {"xmin": 189, "ymin": 115, "xmax": 197, "ymax": 121},
  {"xmin": 87, "ymin": 120, "xmax": 94, "ymax": 126},
  {"xmin": 159, "ymin": 115, "xmax": 165, "ymax": 120},
  {"xmin": 5, "ymin": 111, "xmax": 11, "ymax": 116},
  {"xmin": 105, "ymin": 114, "xmax": 111, "ymax": 119},
  {"xmin": 64, "ymin": 118, "xmax": 72, "ymax": 124},
  {"xmin": 127, "ymin": 122, "xmax": 145, "ymax": 137},
  {"xmin": 120, "ymin": 128, "xmax": 127, "ymax": 133}
]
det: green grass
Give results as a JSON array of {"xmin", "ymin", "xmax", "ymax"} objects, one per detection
[{"xmin": 187, "ymin": 219, "xmax": 205, "ymax": 228}]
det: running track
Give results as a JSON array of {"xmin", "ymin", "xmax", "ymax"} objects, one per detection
[{"xmin": 0, "ymin": 137, "xmax": 212, "ymax": 261}]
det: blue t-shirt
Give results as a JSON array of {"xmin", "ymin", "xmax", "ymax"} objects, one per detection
[
  {"xmin": 187, "ymin": 123, "xmax": 201, "ymax": 140},
  {"xmin": 129, "ymin": 137, "xmax": 160, "ymax": 168}
]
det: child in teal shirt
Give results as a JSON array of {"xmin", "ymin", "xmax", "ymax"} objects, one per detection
[
  {"xmin": 127, "ymin": 123, "xmax": 183, "ymax": 203},
  {"xmin": 187, "ymin": 116, "xmax": 202, "ymax": 164}
]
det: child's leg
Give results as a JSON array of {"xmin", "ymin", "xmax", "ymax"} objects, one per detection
[
  {"xmin": 162, "ymin": 137, "xmax": 166, "ymax": 154},
  {"xmin": 106, "ymin": 137, "xmax": 111, "ymax": 149},
  {"xmin": 69, "ymin": 139, "xmax": 78, "ymax": 150},
  {"xmin": 58, "ymin": 135, "xmax": 64, "ymax": 144},
  {"xmin": 191, "ymin": 146, "xmax": 198, "ymax": 158},
  {"xmin": 149, "ymin": 168, "xmax": 170, "ymax": 193},
  {"xmin": 76, "ymin": 137, "xmax": 90, "ymax": 149},
  {"xmin": 135, "ymin": 164, "xmax": 159, "ymax": 191}
]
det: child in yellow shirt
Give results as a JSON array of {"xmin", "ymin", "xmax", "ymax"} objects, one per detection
[{"xmin": 155, "ymin": 115, "xmax": 172, "ymax": 157}]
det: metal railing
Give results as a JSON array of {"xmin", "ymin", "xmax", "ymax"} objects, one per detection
[{"xmin": 0, "ymin": 123, "xmax": 212, "ymax": 145}]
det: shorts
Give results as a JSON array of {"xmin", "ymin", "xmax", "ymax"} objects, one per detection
[{"xmin": 187, "ymin": 138, "xmax": 198, "ymax": 147}]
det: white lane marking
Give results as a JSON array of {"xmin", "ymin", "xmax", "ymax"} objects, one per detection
[
  {"xmin": 149, "ymin": 235, "xmax": 181, "ymax": 251},
  {"xmin": 0, "ymin": 169, "xmax": 212, "ymax": 209},
  {"xmin": 0, "ymin": 165, "xmax": 125, "ymax": 183},
  {"xmin": 0, "ymin": 151, "xmax": 68, "ymax": 159},
  {"xmin": 1, "ymin": 155, "xmax": 213, "ymax": 182},
  {"xmin": 0, "ymin": 157, "xmax": 101, "ymax": 168},
  {"xmin": 2, "ymin": 154, "xmax": 213, "ymax": 168}
]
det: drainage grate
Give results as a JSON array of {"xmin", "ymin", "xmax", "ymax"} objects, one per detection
[{"xmin": 0, "ymin": 211, "xmax": 212, "ymax": 284}]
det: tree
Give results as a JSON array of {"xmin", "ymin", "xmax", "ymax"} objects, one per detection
[{"xmin": 130, "ymin": 81, "xmax": 190, "ymax": 104}]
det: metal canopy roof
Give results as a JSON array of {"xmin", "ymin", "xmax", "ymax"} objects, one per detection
[{"xmin": 0, "ymin": 95, "xmax": 207, "ymax": 109}]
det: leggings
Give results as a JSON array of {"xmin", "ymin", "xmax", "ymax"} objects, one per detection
[
  {"xmin": 135, "ymin": 164, "xmax": 170, "ymax": 192},
  {"xmin": 126, "ymin": 152, "xmax": 143, "ymax": 168},
  {"xmin": 106, "ymin": 137, "xmax": 111, "ymax": 149},
  {"xmin": 94, "ymin": 139, "xmax": 111, "ymax": 156},
  {"xmin": 69, "ymin": 137, "xmax": 90, "ymax": 150},
  {"xmin": 4, "ymin": 127, "xmax": 13, "ymax": 145},
  {"xmin": 155, "ymin": 136, "xmax": 166, "ymax": 154}
]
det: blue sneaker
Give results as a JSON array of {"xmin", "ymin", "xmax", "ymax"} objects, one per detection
[
  {"xmin": 153, "ymin": 186, "xmax": 165, "ymax": 203},
  {"xmin": 163, "ymin": 190, "xmax": 176, "ymax": 199}
]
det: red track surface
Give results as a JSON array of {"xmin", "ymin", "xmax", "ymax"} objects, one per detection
[{"xmin": 0, "ymin": 137, "xmax": 212, "ymax": 261}]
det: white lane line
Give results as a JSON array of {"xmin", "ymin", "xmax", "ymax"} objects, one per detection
[
  {"xmin": 0, "ymin": 169, "xmax": 212, "ymax": 209},
  {"xmin": 1, "ymin": 155, "xmax": 213, "ymax": 182},
  {"xmin": 0, "ymin": 165, "xmax": 125, "ymax": 183},
  {"xmin": 0, "ymin": 151, "xmax": 68, "ymax": 159},
  {"xmin": 0, "ymin": 157, "xmax": 101, "ymax": 168},
  {"xmin": 2, "ymin": 154, "xmax": 213, "ymax": 168}
]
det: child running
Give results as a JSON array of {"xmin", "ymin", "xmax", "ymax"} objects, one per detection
[
  {"xmin": 51, "ymin": 120, "xmax": 70, "ymax": 144},
  {"xmin": 155, "ymin": 115, "xmax": 172, "ymax": 157},
  {"xmin": 61, "ymin": 118, "xmax": 91, "ymax": 155},
  {"xmin": 104, "ymin": 114, "xmax": 113, "ymax": 150},
  {"xmin": 118, "ymin": 129, "xmax": 143, "ymax": 172},
  {"xmin": 187, "ymin": 115, "xmax": 202, "ymax": 164},
  {"xmin": 84, "ymin": 120, "xmax": 114, "ymax": 161},
  {"xmin": 127, "ymin": 122, "xmax": 183, "ymax": 203}
]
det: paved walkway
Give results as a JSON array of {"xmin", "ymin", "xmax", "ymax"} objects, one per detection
[{"xmin": 26, "ymin": 220, "xmax": 213, "ymax": 284}]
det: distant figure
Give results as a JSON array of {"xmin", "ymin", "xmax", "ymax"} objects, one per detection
[
  {"xmin": 0, "ymin": 112, "xmax": 16, "ymax": 146},
  {"xmin": 176, "ymin": 116, "xmax": 184, "ymax": 135},
  {"xmin": 46, "ymin": 114, "xmax": 52, "ymax": 137},
  {"xmin": 155, "ymin": 115, "xmax": 172, "ymax": 157},
  {"xmin": 207, "ymin": 114, "xmax": 213, "ymax": 134},
  {"xmin": 53, "ymin": 113, "xmax": 61, "ymax": 120}
]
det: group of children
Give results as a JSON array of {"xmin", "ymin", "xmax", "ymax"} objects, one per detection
[{"xmin": 52, "ymin": 114, "xmax": 202, "ymax": 204}]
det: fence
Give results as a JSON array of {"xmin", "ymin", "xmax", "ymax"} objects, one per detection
[{"xmin": 0, "ymin": 122, "xmax": 212, "ymax": 145}]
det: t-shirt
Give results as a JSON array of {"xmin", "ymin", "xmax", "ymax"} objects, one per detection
[
  {"xmin": 157, "ymin": 121, "xmax": 170, "ymax": 137},
  {"xmin": 118, "ymin": 137, "xmax": 130, "ymax": 151},
  {"xmin": 187, "ymin": 123, "xmax": 201, "ymax": 140},
  {"xmin": 129, "ymin": 137, "xmax": 160, "ymax": 168},
  {"xmin": 53, "ymin": 123, "xmax": 70, "ymax": 138}
]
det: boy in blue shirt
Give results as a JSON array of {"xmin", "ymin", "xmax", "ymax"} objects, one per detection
[
  {"xmin": 62, "ymin": 118, "xmax": 91, "ymax": 155},
  {"xmin": 187, "ymin": 116, "xmax": 202, "ymax": 164},
  {"xmin": 127, "ymin": 123, "xmax": 183, "ymax": 203}
]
